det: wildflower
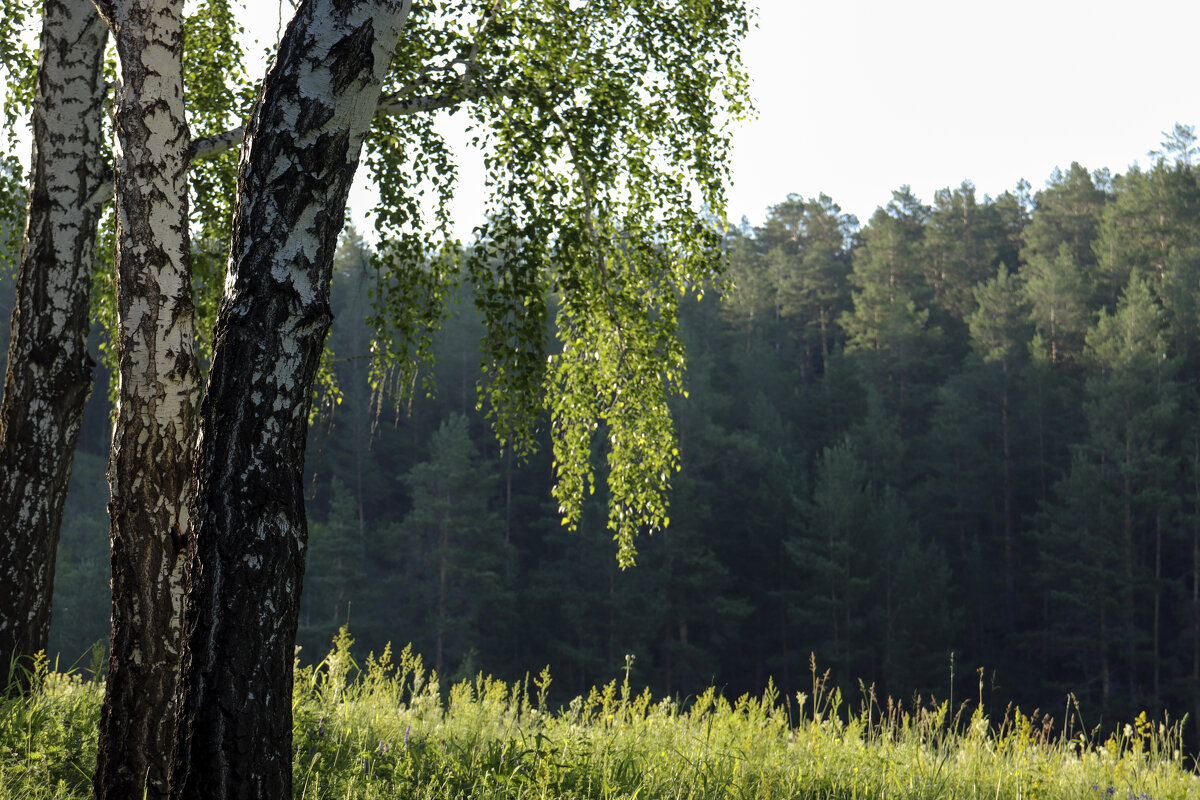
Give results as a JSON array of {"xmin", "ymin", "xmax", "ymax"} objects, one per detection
[{"xmin": 404, "ymin": 724, "xmax": 411, "ymax": 747}]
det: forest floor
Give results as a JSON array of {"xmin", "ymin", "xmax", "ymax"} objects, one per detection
[{"xmin": 2, "ymin": 633, "xmax": 1198, "ymax": 799}]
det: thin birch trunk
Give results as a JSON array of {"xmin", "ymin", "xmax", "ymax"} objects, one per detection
[
  {"xmin": 0, "ymin": 0, "xmax": 107, "ymax": 690},
  {"xmin": 92, "ymin": 0, "xmax": 196, "ymax": 797}
]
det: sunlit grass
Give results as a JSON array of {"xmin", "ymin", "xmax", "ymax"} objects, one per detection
[{"xmin": 3, "ymin": 633, "xmax": 1198, "ymax": 798}]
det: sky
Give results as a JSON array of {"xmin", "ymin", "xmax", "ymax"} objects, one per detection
[
  {"xmin": 727, "ymin": 0, "xmax": 1200, "ymax": 227},
  {"xmin": 238, "ymin": 0, "xmax": 1200, "ymax": 234}
]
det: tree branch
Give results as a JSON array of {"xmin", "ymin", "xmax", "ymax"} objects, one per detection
[
  {"xmin": 188, "ymin": 78, "xmax": 496, "ymax": 163},
  {"xmin": 375, "ymin": 87, "xmax": 485, "ymax": 117},
  {"xmin": 87, "ymin": 0, "xmax": 115, "ymax": 29},
  {"xmin": 129, "ymin": 0, "xmax": 508, "ymax": 189},
  {"xmin": 190, "ymin": 126, "xmax": 245, "ymax": 162}
]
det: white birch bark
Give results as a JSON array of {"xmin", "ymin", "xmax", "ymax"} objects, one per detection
[
  {"xmin": 170, "ymin": 2, "xmax": 410, "ymax": 796},
  {"xmin": 91, "ymin": 0, "xmax": 197, "ymax": 797},
  {"xmin": 0, "ymin": 0, "xmax": 107, "ymax": 689}
]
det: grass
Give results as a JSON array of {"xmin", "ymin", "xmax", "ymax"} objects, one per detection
[{"xmin": 2, "ymin": 634, "xmax": 1198, "ymax": 799}]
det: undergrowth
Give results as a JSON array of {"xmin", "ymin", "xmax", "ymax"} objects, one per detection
[{"xmin": 2, "ymin": 630, "xmax": 1197, "ymax": 798}]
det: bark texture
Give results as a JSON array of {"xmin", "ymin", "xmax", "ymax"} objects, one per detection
[
  {"xmin": 169, "ymin": 2, "xmax": 410, "ymax": 797},
  {"xmin": 0, "ymin": 0, "xmax": 107, "ymax": 690},
  {"xmin": 93, "ymin": 0, "xmax": 197, "ymax": 797}
]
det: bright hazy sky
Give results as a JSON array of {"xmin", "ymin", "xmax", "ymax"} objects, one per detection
[
  {"xmin": 729, "ymin": 0, "xmax": 1200, "ymax": 227},
  {"xmin": 237, "ymin": 1, "xmax": 1200, "ymax": 233}
]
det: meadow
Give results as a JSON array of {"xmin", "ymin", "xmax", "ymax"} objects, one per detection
[{"xmin": 2, "ymin": 631, "xmax": 1197, "ymax": 799}]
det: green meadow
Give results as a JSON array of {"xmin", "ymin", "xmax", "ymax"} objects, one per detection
[{"xmin": 2, "ymin": 632, "xmax": 1197, "ymax": 800}]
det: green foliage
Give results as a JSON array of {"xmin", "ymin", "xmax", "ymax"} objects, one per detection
[
  {"xmin": 389, "ymin": 413, "xmax": 513, "ymax": 674},
  {"xmin": 0, "ymin": 667, "xmax": 101, "ymax": 798},
  {"xmin": 0, "ymin": 0, "xmax": 36, "ymax": 176},
  {"xmin": 1022, "ymin": 243, "xmax": 1092, "ymax": 366},
  {"xmin": 185, "ymin": 0, "xmax": 252, "ymax": 367},
  {"xmin": 969, "ymin": 264, "xmax": 1030, "ymax": 367},
  {"xmin": 0, "ymin": 2, "xmax": 34, "ymax": 277},
  {"xmin": 363, "ymin": 0, "xmax": 752, "ymax": 566},
  {"xmin": 1021, "ymin": 162, "xmax": 1109, "ymax": 271},
  {"xmin": 301, "ymin": 478, "xmax": 367, "ymax": 649}
]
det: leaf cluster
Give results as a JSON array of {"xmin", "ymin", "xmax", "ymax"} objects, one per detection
[{"xmin": 362, "ymin": 0, "xmax": 751, "ymax": 564}]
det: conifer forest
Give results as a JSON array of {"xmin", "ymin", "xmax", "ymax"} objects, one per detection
[{"xmin": 11, "ymin": 130, "xmax": 1200, "ymax": 750}]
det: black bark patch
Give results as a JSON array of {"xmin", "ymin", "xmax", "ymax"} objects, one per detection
[{"xmin": 326, "ymin": 18, "xmax": 376, "ymax": 96}]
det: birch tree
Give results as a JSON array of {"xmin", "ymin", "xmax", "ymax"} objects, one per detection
[
  {"xmin": 2, "ymin": 0, "xmax": 748, "ymax": 796},
  {"xmin": 169, "ymin": 5, "xmax": 414, "ymax": 794},
  {"xmin": 173, "ymin": 1, "xmax": 747, "ymax": 792},
  {"xmin": 0, "ymin": 0, "xmax": 107, "ymax": 690},
  {"xmin": 80, "ymin": 0, "xmax": 204, "ymax": 794}
]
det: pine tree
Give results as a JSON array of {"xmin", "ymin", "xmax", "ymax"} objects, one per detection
[
  {"xmin": 966, "ymin": 266, "xmax": 1033, "ymax": 622},
  {"xmin": 1022, "ymin": 244, "xmax": 1092, "ymax": 366},
  {"xmin": 786, "ymin": 440, "xmax": 873, "ymax": 685},
  {"xmin": 923, "ymin": 182, "xmax": 994, "ymax": 326},
  {"xmin": 1035, "ymin": 273, "xmax": 1179, "ymax": 715},
  {"xmin": 1082, "ymin": 273, "xmax": 1179, "ymax": 704},
  {"xmin": 875, "ymin": 488, "xmax": 955, "ymax": 700},
  {"xmin": 395, "ymin": 414, "xmax": 510, "ymax": 676},
  {"xmin": 1095, "ymin": 160, "xmax": 1200, "ymax": 306},
  {"xmin": 1021, "ymin": 162, "xmax": 1109, "ymax": 272},
  {"xmin": 843, "ymin": 188, "xmax": 942, "ymax": 435},
  {"xmin": 300, "ymin": 478, "xmax": 365, "ymax": 650}
]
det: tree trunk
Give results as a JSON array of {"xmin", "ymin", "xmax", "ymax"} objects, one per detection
[
  {"xmin": 436, "ymin": 517, "xmax": 448, "ymax": 674},
  {"xmin": 169, "ymin": 3, "xmax": 410, "ymax": 796},
  {"xmin": 93, "ymin": 0, "xmax": 197, "ymax": 797},
  {"xmin": 0, "ymin": 0, "xmax": 107, "ymax": 690},
  {"xmin": 1193, "ymin": 435, "xmax": 1200, "ymax": 746},
  {"xmin": 1122, "ymin": 404, "xmax": 1137, "ymax": 700},
  {"xmin": 1001, "ymin": 373, "xmax": 1015, "ymax": 628}
]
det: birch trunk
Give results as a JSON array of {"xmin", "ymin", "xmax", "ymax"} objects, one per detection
[
  {"xmin": 0, "ymin": 0, "xmax": 107, "ymax": 689},
  {"xmin": 169, "ymin": 2, "xmax": 410, "ymax": 796},
  {"xmin": 92, "ymin": 0, "xmax": 197, "ymax": 797}
]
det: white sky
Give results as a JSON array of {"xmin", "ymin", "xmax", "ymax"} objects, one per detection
[
  {"xmin": 728, "ymin": 0, "xmax": 1200, "ymax": 227},
  {"xmin": 230, "ymin": 0, "xmax": 1200, "ymax": 234}
]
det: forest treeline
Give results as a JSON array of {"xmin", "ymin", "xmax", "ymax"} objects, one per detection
[{"xmin": 20, "ymin": 126, "xmax": 1200, "ymax": 744}]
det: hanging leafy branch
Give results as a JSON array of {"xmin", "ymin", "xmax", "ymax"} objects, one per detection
[{"xmin": 360, "ymin": 0, "xmax": 750, "ymax": 565}]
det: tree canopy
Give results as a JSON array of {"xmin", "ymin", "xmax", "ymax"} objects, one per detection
[{"xmin": 0, "ymin": 0, "xmax": 752, "ymax": 796}]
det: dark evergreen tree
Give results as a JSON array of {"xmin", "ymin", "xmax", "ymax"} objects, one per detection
[
  {"xmin": 393, "ymin": 414, "xmax": 512, "ymax": 676},
  {"xmin": 966, "ymin": 266, "xmax": 1032, "ymax": 624},
  {"xmin": 787, "ymin": 440, "xmax": 873, "ymax": 685},
  {"xmin": 843, "ymin": 188, "xmax": 943, "ymax": 436},
  {"xmin": 298, "ymin": 478, "xmax": 366, "ymax": 656},
  {"xmin": 923, "ymin": 182, "xmax": 994, "ymax": 328},
  {"xmin": 1021, "ymin": 162, "xmax": 1109, "ymax": 272},
  {"xmin": 1095, "ymin": 159, "xmax": 1200, "ymax": 304},
  {"xmin": 1022, "ymin": 244, "xmax": 1093, "ymax": 366}
]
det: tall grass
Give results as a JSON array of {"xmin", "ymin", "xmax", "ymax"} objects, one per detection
[{"xmin": 3, "ymin": 632, "xmax": 1197, "ymax": 798}]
